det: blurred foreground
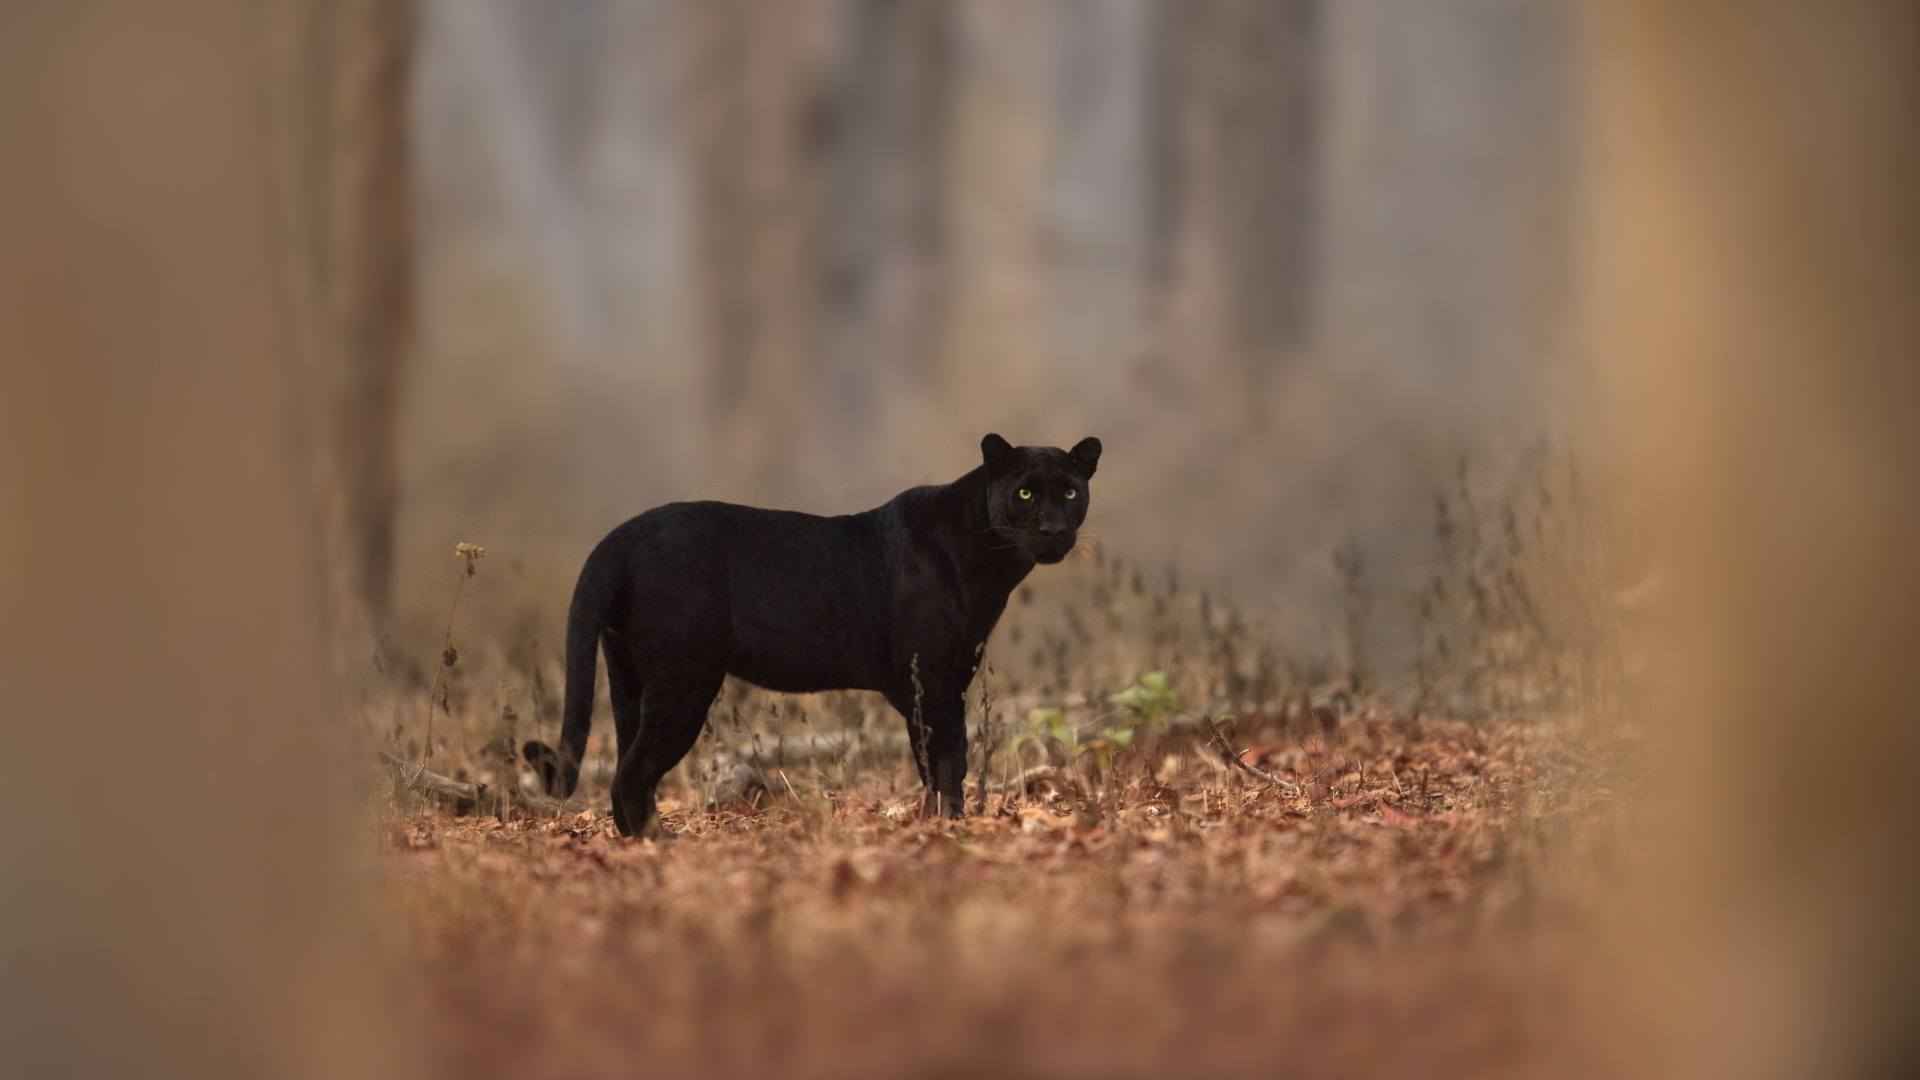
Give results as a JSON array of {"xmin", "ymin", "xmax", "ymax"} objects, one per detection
[{"xmin": 390, "ymin": 708, "xmax": 1619, "ymax": 1080}]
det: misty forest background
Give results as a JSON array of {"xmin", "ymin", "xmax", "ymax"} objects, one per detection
[{"xmin": 387, "ymin": 0, "xmax": 1577, "ymax": 695}]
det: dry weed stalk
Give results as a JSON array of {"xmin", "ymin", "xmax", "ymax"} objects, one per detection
[
  {"xmin": 908, "ymin": 652, "xmax": 930, "ymax": 814},
  {"xmin": 422, "ymin": 542, "xmax": 482, "ymax": 765},
  {"xmin": 972, "ymin": 664, "xmax": 1000, "ymax": 816}
]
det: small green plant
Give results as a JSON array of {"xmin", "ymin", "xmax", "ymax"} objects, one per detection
[
  {"xmin": 1010, "ymin": 707, "xmax": 1076, "ymax": 765},
  {"xmin": 1107, "ymin": 670, "xmax": 1188, "ymax": 727},
  {"xmin": 1013, "ymin": 673, "xmax": 1196, "ymax": 776},
  {"xmin": 1076, "ymin": 670, "xmax": 1192, "ymax": 771},
  {"xmin": 1077, "ymin": 727, "xmax": 1133, "ymax": 771}
]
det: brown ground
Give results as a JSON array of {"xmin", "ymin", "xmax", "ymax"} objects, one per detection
[{"xmin": 383, "ymin": 709, "xmax": 1632, "ymax": 1080}]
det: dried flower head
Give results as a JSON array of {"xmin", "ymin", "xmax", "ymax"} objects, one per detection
[{"xmin": 455, "ymin": 542, "xmax": 485, "ymax": 576}]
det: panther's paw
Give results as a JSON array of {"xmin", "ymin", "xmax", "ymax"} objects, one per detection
[{"xmin": 522, "ymin": 740, "xmax": 578, "ymax": 798}]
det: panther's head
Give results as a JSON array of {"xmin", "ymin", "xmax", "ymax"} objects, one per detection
[{"xmin": 980, "ymin": 433, "xmax": 1101, "ymax": 565}]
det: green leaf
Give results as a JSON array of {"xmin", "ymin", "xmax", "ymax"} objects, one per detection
[
  {"xmin": 1013, "ymin": 707, "xmax": 1075, "ymax": 762},
  {"xmin": 1106, "ymin": 671, "xmax": 1188, "ymax": 729}
]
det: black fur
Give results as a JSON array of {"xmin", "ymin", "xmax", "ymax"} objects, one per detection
[{"xmin": 525, "ymin": 434, "xmax": 1102, "ymax": 835}]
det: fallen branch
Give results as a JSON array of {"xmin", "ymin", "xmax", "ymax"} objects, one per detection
[
  {"xmin": 571, "ymin": 732, "xmax": 1080, "ymax": 812},
  {"xmin": 573, "ymin": 728, "xmax": 919, "ymax": 787},
  {"xmin": 1202, "ymin": 718, "xmax": 1300, "ymax": 794},
  {"xmin": 702, "ymin": 757, "xmax": 1071, "ymax": 811},
  {"xmin": 975, "ymin": 763, "xmax": 1078, "ymax": 797},
  {"xmin": 592, "ymin": 719, "xmax": 1057, "ymax": 780},
  {"xmin": 381, "ymin": 751, "xmax": 567, "ymax": 818}
]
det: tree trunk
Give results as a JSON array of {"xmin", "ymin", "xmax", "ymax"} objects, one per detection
[
  {"xmin": 679, "ymin": 0, "xmax": 843, "ymax": 498},
  {"xmin": 323, "ymin": 0, "xmax": 413, "ymax": 653},
  {"xmin": 276, "ymin": 0, "xmax": 415, "ymax": 672},
  {"xmin": 1154, "ymin": 0, "xmax": 1319, "ymax": 412},
  {"xmin": 819, "ymin": 0, "xmax": 952, "ymax": 478}
]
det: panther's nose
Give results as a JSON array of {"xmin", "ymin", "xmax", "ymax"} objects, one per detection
[{"xmin": 1038, "ymin": 519, "xmax": 1067, "ymax": 537}]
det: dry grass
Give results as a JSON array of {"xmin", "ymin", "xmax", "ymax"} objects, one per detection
[{"xmin": 384, "ymin": 706, "xmax": 1635, "ymax": 1079}]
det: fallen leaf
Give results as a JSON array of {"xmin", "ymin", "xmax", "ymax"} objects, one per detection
[{"xmin": 1379, "ymin": 804, "xmax": 1417, "ymax": 828}]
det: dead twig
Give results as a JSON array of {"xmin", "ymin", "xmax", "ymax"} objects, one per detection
[
  {"xmin": 381, "ymin": 750, "xmax": 566, "ymax": 818},
  {"xmin": 1202, "ymin": 717, "xmax": 1301, "ymax": 794},
  {"xmin": 973, "ymin": 661, "xmax": 998, "ymax": 816}
]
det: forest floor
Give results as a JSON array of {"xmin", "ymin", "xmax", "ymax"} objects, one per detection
[{"xmin": 381, "ymin": 706, "xmax": 1640, "ymax": 1080}]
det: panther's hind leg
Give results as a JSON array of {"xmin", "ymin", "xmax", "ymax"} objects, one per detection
[
  {"xmin": 603, "ymin": 645, "xmax": 647, "ymax": 830},
  {"xmin": 610, "ymin": 663, "xmax": 725, "ymax": 837}
]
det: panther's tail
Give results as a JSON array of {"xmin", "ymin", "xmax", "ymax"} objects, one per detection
[{"xmin": 523, "ymin": 540, "xmax": 623, "ymax": 798}]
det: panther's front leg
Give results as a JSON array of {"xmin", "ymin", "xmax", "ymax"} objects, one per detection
[
  {"xmin": 890, "ymin": 669, "xmax": 970, "ymax": 817},
  {"xmin": 928, "ymin": 730, "xmax": 968, "ymax": 818}
]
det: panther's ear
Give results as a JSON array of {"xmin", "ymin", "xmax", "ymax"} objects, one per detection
[
  {"xmin": 981, "ymin": 433, "xmax": 1019, "ymax": 474},
  {"xmin": 1068, "ymin": 436, "xmax": 1102, "ymax": 479}
]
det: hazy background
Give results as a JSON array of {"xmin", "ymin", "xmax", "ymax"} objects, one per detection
[{"xmin": 400, "ymin": 0, "xmax": 1578, "ymax": 680}]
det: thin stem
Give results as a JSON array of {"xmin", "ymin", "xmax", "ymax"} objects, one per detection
[
  {"xmin": 424, "ymin": 545, "xmax": 482, "ymax": 765},
  {"xmin": 909, "ymin": 654, "xmax": 931, "ymax": 811}
]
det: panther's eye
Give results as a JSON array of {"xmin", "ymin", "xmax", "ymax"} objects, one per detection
[
  {"xmin": 1017, "ymin": 489, "xmax": 1032, "ymax": 500},
  {"xmin": 1064, "ymin": 490, "xmax": 1077, "ymax": 499}
]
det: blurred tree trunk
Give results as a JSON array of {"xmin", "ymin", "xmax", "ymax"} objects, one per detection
[
  {"xmin": 680, "ymin": 0, "xmax": 956, "ymax": 498},
  {"xmin": 321, "ymin": 0, "xmax": 414, "ymax": 653},
  {"xmin": 0, "ymin": 4, "xmax": 402, "ymax": 1076},
  {"xmin": 935, "ymin": 0, "xmax": 1056, "ymax": 431},
  {"xmin": 274, "ymin": 0, "xmax": 414, "ymax": 668},
  {"xmin": 821, "ymin": 0, "xmax": 952, "ymax": 476},
  {"xmin": 680, "ymin": 0, "xmax": 842, "ymax": 498},
  {"xmin": 1153, "ymin": 0, "xmax": 1319, "ymax": 416},
  {"xmin": 1591, "ymin": 2, "xmax": 1920, "ymax": 1074}
]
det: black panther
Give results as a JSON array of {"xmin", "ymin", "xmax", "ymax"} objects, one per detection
[{"xmin": 524, "ymin": 433, "xmax": 1101, "ymax": 836}]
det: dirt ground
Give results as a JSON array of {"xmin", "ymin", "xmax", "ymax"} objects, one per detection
[{"xmin": 382, "ymin": 708, "xmax": 1640, "ymax": 1080}]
